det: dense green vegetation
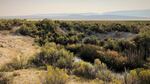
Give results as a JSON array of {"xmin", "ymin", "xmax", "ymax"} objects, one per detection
[{"xmin": 0, "ymin": 19, "xmax": 150, "ymax": 84}]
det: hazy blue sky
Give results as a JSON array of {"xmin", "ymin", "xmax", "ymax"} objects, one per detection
[{"xmin": 0, "ymin": 0, "xmax": 150, "ymax": 16}]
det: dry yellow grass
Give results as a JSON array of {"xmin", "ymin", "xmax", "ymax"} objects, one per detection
[
  {"xmin": 3, "ymin": 69, "xmax": 47, "ymax": 84},
  {"xmin": 0, "ymin": 32, "xmax": 47, "ymax": 84},
  {"xmin": 0, "ymin": 33, "xmax": 40, "ymax": 70}
]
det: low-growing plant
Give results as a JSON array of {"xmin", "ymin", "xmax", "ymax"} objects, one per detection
[
  {"xmin": 66, "ymin": 44, "xmax": 82, "ymax": 54},
  {"xmin": 46, "ymin": 65, "xmax": 69, "ymax": 84},
  {"xmin": 139, "ymin": 69, "xmax": 150, "ymax": 84},
  {"xmin": 0, "ymin": 55, "xmax": 33, "ymax": 72},
  {"xmin": 94, "ymin": 59, "xmax": 111, "ymax": 82},
  {"xmin": 72, "ymin": 61, "xmax": 95, "ymax": 79},
  {"xmin": 32, "ymin": 43, "xmax": 74, "ymax": 69},
  {"xmin": 78, "ymin": 44, "xmax": 129, "ymax": 71},
  {"xmin": 79, "ymin": 44, "xmax": 101, "ymax": 63},
  {"xmin": 82, "ymin": 35, "xmax": 100, "ymax": 45},
  {"xmin": 97, "ymin": 50, "xmax": 127, "ymax": 71},
  {"xmin": 125, "ymin": 69, "xmax": 150, "ymax": 84},
  {"xmin": 72, "ymin": 59, "xmax": 123, "ymax": 83}
]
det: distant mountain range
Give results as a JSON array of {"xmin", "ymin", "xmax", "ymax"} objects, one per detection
[
  {"xmin": 103, "ymin": 9, "xmax": 150, "ymax": 18},
  {"xmin": 1, "ymin": 9, "xmax": 150, "ymax": 20}
]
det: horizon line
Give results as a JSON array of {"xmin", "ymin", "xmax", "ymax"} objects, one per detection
[{"xmin": 0, "ymin": 8, "xmax": 150, "ymax": 17}]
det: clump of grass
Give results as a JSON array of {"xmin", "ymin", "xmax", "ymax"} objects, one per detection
[
  {"xmin": 46, "ymin": 65, "xmax": 69, "ymax": 84},
  {"xmin": 72, "ymin": 59, "xmax": 124, "ymax": 83},
  {"xmin": 0, "ymin": 54, "xmax": 34, "ymax": 72},
  {"xmin": 72, "ymin": 60, "xmax": 95, "ymax": 79},
  {"xmin": 124, "ymin": 68, "xmax": 150, "ymax": 84}
]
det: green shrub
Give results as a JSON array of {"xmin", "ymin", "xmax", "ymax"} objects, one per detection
[
  {"xmin": 139, "ymin": 69, "xmax": 150, "ymax": 84},
  {"xmin": 94, "ymin": 59, "xmax": 113, "ymax": 82},
  {"xmin": 72, "ymin": 61, "xmax": 95, "ymax": 79},
  {"xmin": 133, "ymin": 28, "xmax": 150, "ymax": 61},
  {"xmin": 16, "ymin": 24, "xmax": 37, "ymax": 36},
  {"xmin": 104, "ymin": 39, "xmax": 119, "ymax": 50},
  {"xmin": 82, "ymin": 35, "xmax": 99, "ymax": 45},
  {"xmin": 66, "ymin": 44, "xmax": 82, "ymax": 54},
  {"xmin": 125, "ymin": 70, "xmax": 140, "ymax": 84},
  {"xmin": 126, "ymin": 69, "xmax": 150, "ymax": 84},
  {"xmin": 0, "ymin": 19, "xmax": 23, "ymax": 30},
  {"xmin": 78, "ymin": 44, "xmax": 129, "ymax": 71},
  {"xmin": 97, "ymin": 50, "xmax": 127, "ymax": 71},
  {"xmin": 46, "ymin": 65, "xmax": 69, "ymax": 84},
  {"xmin": 72, "ymin": 59, "xmax": 121, "ymax": 83},
  {"xmin": 79, "ymin": 44, "xmax": 101, "ymax": 63},
  {"xmin": 32, "ymin": 43, "xmax": 74, "ymax": 69}
]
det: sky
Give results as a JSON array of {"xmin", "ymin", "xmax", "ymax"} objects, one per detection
[{"xmin": 0, "ymin": 0, "xmax": 150, "ymax": 16}]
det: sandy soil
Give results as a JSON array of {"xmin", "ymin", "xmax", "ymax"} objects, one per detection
[
  {"xmin": 3, "ymin": 69, "xmax": 47, "ymax": 84},
  {"xmin": 0, "ymin": 33, "xmax": 39, "ymax": 70}
]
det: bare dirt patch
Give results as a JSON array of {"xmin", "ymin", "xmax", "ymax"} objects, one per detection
[
  {"xmin": 0, "ymin": 33, "xmax": 39, "ymax": 70},
  {"xmin": 2, "ymin": 69, "xmax": 46, "ymax": 84}
]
